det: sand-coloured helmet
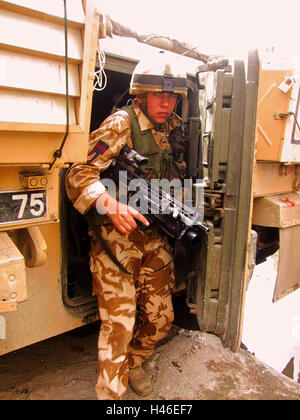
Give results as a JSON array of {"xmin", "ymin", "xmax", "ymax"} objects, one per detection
[{"xmin": 130, "ymin": 52, "xmax": 188, "ymax": 98}]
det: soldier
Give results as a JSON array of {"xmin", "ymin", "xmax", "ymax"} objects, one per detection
[{"xmin": 65, "ymin": 54, "xmax": 188, "ymax": 400}]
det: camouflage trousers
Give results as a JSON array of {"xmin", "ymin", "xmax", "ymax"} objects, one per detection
[{"xmin": 89, "ymin": 225, "xmax": 174, "ymax": 400}]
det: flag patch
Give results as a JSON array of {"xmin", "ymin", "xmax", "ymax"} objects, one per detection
[{"xmin": 87, "ymin": 140, "xmax": 109, "ymax": 163}]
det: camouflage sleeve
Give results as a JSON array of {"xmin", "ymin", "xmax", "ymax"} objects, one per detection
[{"xmin": 65, "ymin": 110, "xmax": 132, "ymax": 214}]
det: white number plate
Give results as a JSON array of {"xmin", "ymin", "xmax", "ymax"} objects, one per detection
[{"xmin": 0, "ymin": 190, "xmax": 47, "ymax": 225}]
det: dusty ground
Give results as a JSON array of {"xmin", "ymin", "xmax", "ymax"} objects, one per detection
[
  {"xmin": 0, "ymin": 320, "xmax": 299, "ymax": 401},
  {"xmin": 1, "ymin": 254, "xmax": 299, "ymax": 402}
]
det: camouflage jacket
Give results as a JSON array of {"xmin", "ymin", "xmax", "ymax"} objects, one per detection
[{"xmin": 65, "ymin": 99, "xmax": 181, "ymax": 215}]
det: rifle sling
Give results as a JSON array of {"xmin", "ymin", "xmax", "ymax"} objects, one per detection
[{"xmin": 88, "ymin": 219, "xmax": 172, "ymax": 276}]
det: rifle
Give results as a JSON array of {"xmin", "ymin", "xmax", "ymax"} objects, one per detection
[{"xmin": 101, "ymin": 145, "xmax": 209, "ymax": 245}]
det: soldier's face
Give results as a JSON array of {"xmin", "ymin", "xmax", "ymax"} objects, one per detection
[{"xmin": 138, "ymin": 92, "xmax": 178, "ymax": 124}]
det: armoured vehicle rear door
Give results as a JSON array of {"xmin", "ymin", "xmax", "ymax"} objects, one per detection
[{"xmin": 185, "ymin": 51, "xmax": 259, "ymax": 352}]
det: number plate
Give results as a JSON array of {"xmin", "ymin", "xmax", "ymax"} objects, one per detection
[{"xmin": 0, "ymin": 190, "xmax": 47, "ymax": 225}]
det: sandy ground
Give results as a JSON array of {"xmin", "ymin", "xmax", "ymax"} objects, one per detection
[
  {"xmin": 0, "ymin": 253, "xmax": 299, "ymax": 401},
  {"xmin": 0, "ymin": 320, "xmax": 299, "ymax": 401}
]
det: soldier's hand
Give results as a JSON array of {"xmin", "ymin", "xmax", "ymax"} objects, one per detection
[{"xmin": 95, "ymin": 192, "xmax": 149, "ymax": 234}]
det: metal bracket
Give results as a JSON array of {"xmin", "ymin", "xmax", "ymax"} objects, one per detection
[
  {"xmin": 0, "ymin": 232, "xmax": 26, "ymax": 311},
  {"xmin": 17, "ymin": 227, "xmax": 48, "ymax": 268},
  {"xmin": 197, "ymin": 59, "xmax": 231, "ymax": 74}
]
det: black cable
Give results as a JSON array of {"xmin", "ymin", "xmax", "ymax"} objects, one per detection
[{"xmin": 50, "ymin": 0, "xmax": 70, "ymax": 169}]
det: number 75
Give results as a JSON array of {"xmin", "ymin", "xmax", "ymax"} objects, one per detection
[{"xmin": 12, "ymin": 193, "xmax": 45, "ymax": 219}]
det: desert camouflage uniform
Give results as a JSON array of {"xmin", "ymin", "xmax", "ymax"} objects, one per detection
[{"xmin": 65, "ymin": 100, "xmax": 180, "ymax": 400}]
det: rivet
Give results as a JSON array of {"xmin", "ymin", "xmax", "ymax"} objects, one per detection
[
  {"xmin": 8, "ymin": 274, "xmax": 16, "ymax": 283},
  {"xmin": 30, "ymin": 177, "xmax": 38, "ymax": 186},
  {"xmin": 40, "ymin": 177, "xmax": 48, "ymax": 186}
]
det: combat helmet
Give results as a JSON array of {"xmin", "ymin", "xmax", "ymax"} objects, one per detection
[{"xmin": 129, "ymin": 51, "xmax": 188, "ymax": 98}]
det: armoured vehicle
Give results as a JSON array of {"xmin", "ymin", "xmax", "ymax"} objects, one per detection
[{"xmin": 0, "ymin": 0, "xmax": 299, "ymax": 355}]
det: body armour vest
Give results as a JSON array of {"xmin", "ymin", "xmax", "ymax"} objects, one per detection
[
  {"xmin": 124, "ymin": 105, "xmax": 173, "ymax": 181},
  {"xmin": 86, "ymin": 105, "xmax": 174, "ymax": 227}
]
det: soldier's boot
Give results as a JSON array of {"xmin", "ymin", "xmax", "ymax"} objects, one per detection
[{"xmin": 129, "ymin": 367, "xmax": 152, "ymax": 396}]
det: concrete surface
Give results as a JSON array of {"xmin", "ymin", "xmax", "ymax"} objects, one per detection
[
  {"xmin": 0, "ymin": 322, "xmax": 299, "ymax": 400},
  {"xmin": 0, "ymin": 252, "xmax": 299, "ymax": 401}
]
